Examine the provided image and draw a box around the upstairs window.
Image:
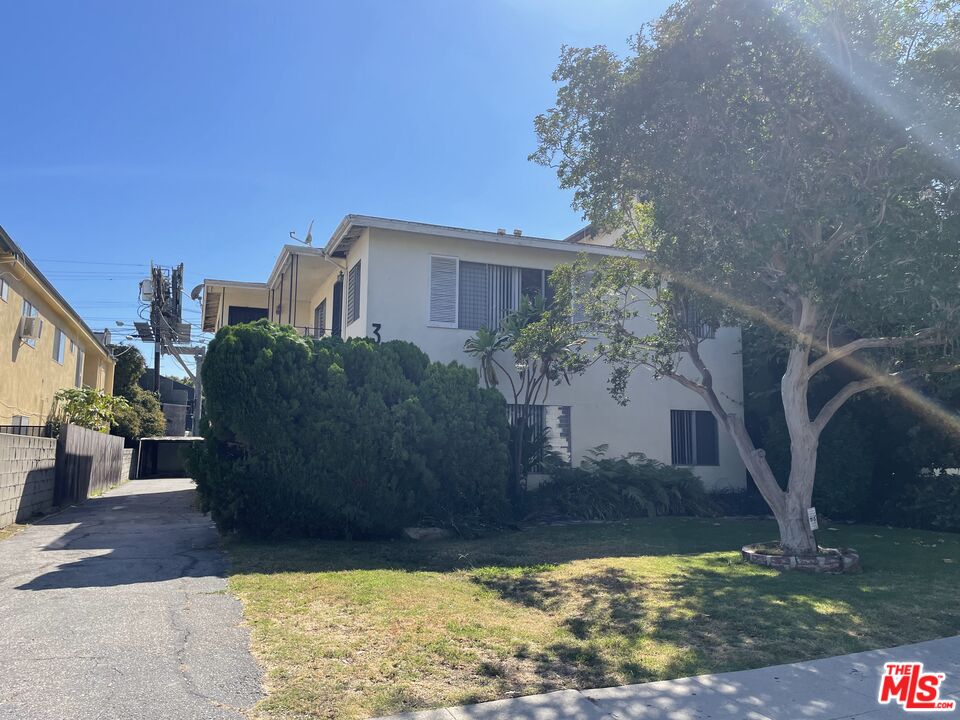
[432,256,549,331]
[53,327,66,364]
[346,260,361,326]
[21,299,39,348]
[76,349,85,387]
[670,409,719,466]
[0,277,8,302]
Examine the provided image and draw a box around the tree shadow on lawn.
[470,551,960,691]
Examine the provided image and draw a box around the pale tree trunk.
[776,297,820,555]
[679,295,822,555]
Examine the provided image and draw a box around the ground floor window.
[670,409,719,466]
[507,404,572,471]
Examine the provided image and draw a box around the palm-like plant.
[464,294,590,510]
[463,326,509,388]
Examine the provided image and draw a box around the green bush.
[108,344,166,442]
[529,447,718,521]
[188,321,510,538]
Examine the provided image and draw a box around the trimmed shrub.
[188,321,509,538]
[529,447,718,521]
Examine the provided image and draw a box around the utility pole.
[136,262,205,434]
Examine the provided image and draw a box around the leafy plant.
[464,295,588,509]
[530,446,718,521]
[53,387,130,433]
[107,344,166,441]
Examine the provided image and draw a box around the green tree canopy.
[534,0,960,553]
[108,344,166,441]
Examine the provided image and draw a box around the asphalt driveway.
[0,477,262,720]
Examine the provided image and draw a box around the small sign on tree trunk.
[807,507,819,531]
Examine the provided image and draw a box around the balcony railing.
[0,424,56,438]
[288,326,338,339]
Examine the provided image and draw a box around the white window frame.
[427,255,460,328]
[21,299,40,348]
[53,327,66,364]
[0,277,8,302]
[75,348,85,387]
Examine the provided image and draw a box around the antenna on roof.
[289,220,314,246]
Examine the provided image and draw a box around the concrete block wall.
[121,448,138,483]
[0,433,57,529]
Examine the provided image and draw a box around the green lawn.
[226,518,960,720]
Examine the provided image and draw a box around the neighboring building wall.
[0,434,57,528]
[363,227,746,490]
[217,285,269,327]
[0,261,114,426]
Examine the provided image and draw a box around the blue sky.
[0,0,669,373]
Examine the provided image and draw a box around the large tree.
[534,0,960,553]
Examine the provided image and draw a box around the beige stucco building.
[202,215,746,490]
[0,226,115,429]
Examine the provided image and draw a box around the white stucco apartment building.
[202,215,746,490]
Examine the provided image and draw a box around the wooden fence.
[54,424,125,504]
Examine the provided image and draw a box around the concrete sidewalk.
[0,478,262,720]
[379,636,960,720]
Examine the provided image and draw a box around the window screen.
[458,261,489,330]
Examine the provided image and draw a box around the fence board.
[54,424,125,504]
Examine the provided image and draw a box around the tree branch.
[807,329,939,378]
[813,368,922,433]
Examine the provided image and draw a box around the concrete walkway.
[380,636,960,720]
[0,478,262,720]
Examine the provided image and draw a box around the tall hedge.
[189,321,510,538]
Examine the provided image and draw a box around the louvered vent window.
[429,256,459,326]
[346,260,361,325]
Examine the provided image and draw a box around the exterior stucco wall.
[364,228,746,490]
[0,261,114,426]
[216,286,268,327]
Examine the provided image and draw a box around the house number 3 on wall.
[372,323,382,344]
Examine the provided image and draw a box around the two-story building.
[202,215,746,489]
[0,225,115,432]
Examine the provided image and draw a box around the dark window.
[332,278,343,338]
[346,261,361,325]
[670,409,719,466]
[314,299,326,338]
[227,306,268,326]
[682,304,716,340]
[507,404,572,471]
[520,268,546,302]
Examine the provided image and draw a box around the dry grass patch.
[227,518,960,720]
